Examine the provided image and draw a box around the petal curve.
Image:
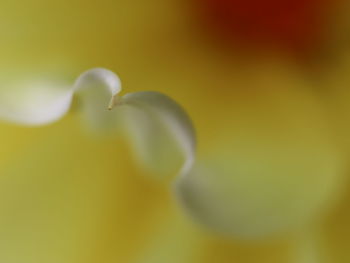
[0,68,196,178]
[119,91,196,176]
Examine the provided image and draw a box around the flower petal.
[0,80,72,125]
[176,149,344,239]
[117,91,196,177]
[0,68,196,177]
[73,68,122,133]
[0,68,121,126]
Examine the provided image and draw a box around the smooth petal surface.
[175,65,346,239]
[176,149,343,239]
[118,91,196,177]
[73,68,122,133]
[0,68,196,178]
[0,68,121,126]
[0,80,72,125]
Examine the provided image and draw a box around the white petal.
[73,67,121,96]
[0,68,196,177]
[0,80,73,125]
[175,153,343,239]
[117,91,196,177]
[0,68,121,126]
[73,68,122,132]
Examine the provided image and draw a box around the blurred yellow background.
[1,0,350,262]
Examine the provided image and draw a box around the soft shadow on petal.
[175,70,345,239]
[118,91,196,177]
[0,68,121,126]
[175,156,342,240]
[0,68,196,178]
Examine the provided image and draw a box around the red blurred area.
[198,0,338,54]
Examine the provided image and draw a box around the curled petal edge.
[119,91,196,176]
[0,68,121,126]
[0,68,196,176]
